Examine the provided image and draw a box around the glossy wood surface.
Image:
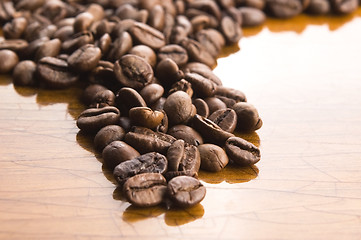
[1,9,361,240]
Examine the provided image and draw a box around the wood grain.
[1,9,361,240]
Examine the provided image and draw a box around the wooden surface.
[1,9,361,240]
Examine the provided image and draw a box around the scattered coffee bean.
[102,140,140,170]
[198,144,229,172]
[225,136,261,166]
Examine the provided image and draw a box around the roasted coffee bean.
[192,114,234,146]
[167,176,206,208]
[113,152,168,184]
[163,91,194,126]
[88,61,119,92]
[184,62,223,86]
[107,31,133,62]
[169,79,193,97]
[225,136,261,166]
[151,97,167,111]
[184,72,216,98]
[114,54,154,90]
[116,4,148,23]
[62,31,94,53]
[115,87,147,114]
[156,58,184,89]
[140,83,164,106]
[193,98,210,118]
[0,50,19,74]
[198,144,229,172]
[129,22,166,50]
[330,0,358,14]
[157,44,188,66]
[180,38,217,68]
[3,17,28,40]
[148,4,165,31]
[185,8,219,29]
[82,84,108,106]
[216,95,237,108]
[68,44,101,73]
[34,38,62,62]
[195,29,226,58]
[168,125,204,146]
[306,0,331,14]
[37,57,79,89]
[97,33,112,55]
[220,15,243,44]
[155,110,169,133]
[232,102,263,132]
[102,140,140,170]
[129,107,164,129]
[128,45,157,68]
[124,127,176,154]
[94,125,125,152]
[73,12,94,33]
[90,90,116,108]
[86,3,105,22]
[266,0,303,18]
[0,39,28,52]
[205,97,227,114]
[12,60,37,86]
[190,14,212,33]
[236,0,266,9]
[167,139,201,174]
[0,1,15,22]
[239,7,266,27]
[215,86,247,102]
[208,108,237,133]
[123,173,167,207]
[76,106,120,133]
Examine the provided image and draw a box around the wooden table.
[1,9,361,240]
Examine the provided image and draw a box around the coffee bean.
[73,12,94,33]
[0,49,19,73]
[193,98,210,118]
[195,29,225,58]
[34,38,62,62]
[220,15,243,44]
[106,31,133,62]
[0,1,15,22]
[3,17,28,40]
[0,39,28,52]
[167,176,206,208]
[129,22,166,50]
[208,108,237,133]
[12,60,37,86]
[306,0,331,14]
[37,56,79,89]
[198,144,229,172]
[76,106,120,133]
[128,45,157,68]
[232,102,263,132]
[156,58,184,89]
[180,38,217,68]
[114,54,154,90]
[113,152,168,184]
[94,125,125,152]
[158,44,188,66]
[115,87,147,114]
[215,86,247,102]
[163,91,194,126]
[68,44,101,73]
[168,125,204,146]
[82,84,108,106]
[184,72,217,98]
[62,31,94,53]
[129,107,164,129]
[239,7,266,27]
[205,97,227,114]
[330,0,358,14]
[123,173,167,207]
[90,89,116,108]
[169,79,193,97]
[139,83,164,106]
[102,140,140,170]
[225,136,261,166]
[148,4,165,31]
[266,0,303,18]
[167,139,201,174]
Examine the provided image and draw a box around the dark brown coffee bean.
[205,97,227,114]
[97,33,112,55]
[82,84,108,106]
[116,4,148,23]
[129,107,164,129]
[184,72,217,98]
[140,83,164,106]
[158,44,188,66]
[0,1,15,22]
[151,97,167,111]
[180,38,217,68]
[12,60,37,86]
[68,44,101,73]
[34,38,62,62]
[90,90,116,108]
[0,50,19,74]
[62,31,94,53]
[37,57,79,89]
[15,0,43,11]
[198,144,229,172]
[195,29,225,58]
[88,61,120,92]
[239,7,266,27]
[167,176,206,208]
[216,95,237,108]
[129,22,166,50]
[168,125,204,146]
[208,108,237,133]
[191,14,212,33]
[124,127,176,154]
[192,114,234,146]
[306,0,331,14]
[225,136,261,166]
[74,12,94,33]
[107,31,133,62]
[220,15,243,44]
[169,79,193,97]
[193,98,209,118]
[183,62,223,86]
[266,0,303,18]
[114,54,154,90]
[330,0,358,14]
[128,45,157,68]
[148,4,165,31]
[76,106,120,133]
[102,140,140,170]
[52,25,73,42]
[156,58,184,89]
[215,86,247,102]
[0,39,28,52]
[3,17,28,39]
[123,173,167,207]
[113,152,168,184]
[232,102,263,132]
[86,3,105,22]
[115,87,147,114]
[94,125,125,152]
[163,91,194,126]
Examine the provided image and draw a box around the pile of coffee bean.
[0,0,359,208]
